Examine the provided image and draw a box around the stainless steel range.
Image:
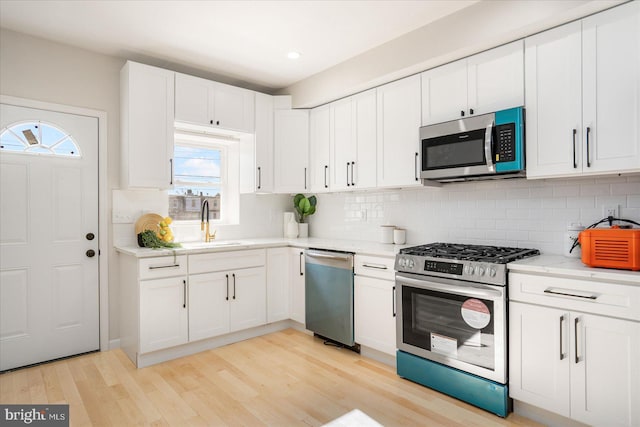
[395,243,539,417]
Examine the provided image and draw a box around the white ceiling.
[0,0,478,91]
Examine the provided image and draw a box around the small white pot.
[298,223,309,238]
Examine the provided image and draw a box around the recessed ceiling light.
[287,51,301,60]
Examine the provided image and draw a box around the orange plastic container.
[579,227,640,271]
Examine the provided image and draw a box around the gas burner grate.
[400,242,540,264]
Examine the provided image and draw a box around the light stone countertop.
[508,254,640,286]
[115,237,409,259]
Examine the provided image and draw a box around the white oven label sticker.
[461,298,491,329]
[431,333,457,356]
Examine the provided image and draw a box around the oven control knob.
[398,258,406,268]
[464,265,473,275]
[488,267,497,277]
[408,259,415,268]
[475,266,485,276]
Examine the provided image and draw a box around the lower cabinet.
[509,272,640,427]
[189,267,266,341]
[289,248,306,324]
[354,254,396,355]
[266,247,290,323]
[140,276,188,353]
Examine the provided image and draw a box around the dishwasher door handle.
[306,250,352,262]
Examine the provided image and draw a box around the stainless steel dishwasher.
[305,249,358,350]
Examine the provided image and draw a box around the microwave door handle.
[484,122,495,172]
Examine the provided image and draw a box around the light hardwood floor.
[0,329,542,426]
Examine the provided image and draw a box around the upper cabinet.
[120,61,175,190]
[377,75,422,188]
[175,73,255,133]
[274,109,310,194]
[526,2,640,179]
[421,41,524,126]
[330,89,377,192]
[254,93,275,193]
[309,104,331,192]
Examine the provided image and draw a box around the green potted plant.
[293,193,317,238]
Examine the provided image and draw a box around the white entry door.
[0,103,99,371]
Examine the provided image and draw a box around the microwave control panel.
[495,123,516,163]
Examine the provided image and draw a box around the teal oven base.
[396,350,511,418]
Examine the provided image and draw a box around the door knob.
[86,233,95,241]
[86,249,96,258]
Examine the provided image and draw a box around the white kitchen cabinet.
[254,92,274,193]
[376,75,422,188]
[188,267,266,340]
[266,247,290,323]
[526,1,640,179]
[119,254,188,359]
[509,272,640,427]
[289,248,305,324]
[174,72,255,133]
[274,109,310,194]
[120,61,175,189]
[330,89,377,191]
[188,249,266,339]
[354,254,396,355]
[421,41,524,125]
[188,272,230,341]
[309,105,331,192]
[140,276,188,353]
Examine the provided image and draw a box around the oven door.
[396,272,506,384]
[420,112,496,180]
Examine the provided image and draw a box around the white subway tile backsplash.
[308,176,640,255]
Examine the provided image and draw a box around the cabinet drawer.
[355,255,396,281]
[139,255,188,280]
[189,249,266,274]
[509,272,640,321]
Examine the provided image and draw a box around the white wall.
[307,175,640,255]
[1,28,125,342]
[0,29,290,342]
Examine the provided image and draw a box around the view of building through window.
[169,142,223,221]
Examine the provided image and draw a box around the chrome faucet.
[200,199,216,242]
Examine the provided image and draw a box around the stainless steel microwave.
[420,107,525,182]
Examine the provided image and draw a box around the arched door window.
[0,121,81,157]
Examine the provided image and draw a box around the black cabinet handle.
[572,129,577,168]
[169,158,173,185]
[415,152,419,181]
[216,120,220,126]
[559,315,565,360]
[86,249,95,258]
[351,161,355,186]
[299,251,304,276]
[232,273,236,300]
[469,108,474,115]
[574,317,580,364]
[225,274,229,301]
[304,167,307,189]
[346,162,351,186]
[257,166,262,189]
[392,285,396,317]
[210,119,213,125]
[324,165,328,188]
[86,233,95,241]
[586,127,591,167]
[183,280,187,308]
[461,110,465,117]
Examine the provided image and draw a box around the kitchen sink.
[180,241,247,249]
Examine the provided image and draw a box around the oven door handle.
[484,121,495,172]
[397,274,503,299]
